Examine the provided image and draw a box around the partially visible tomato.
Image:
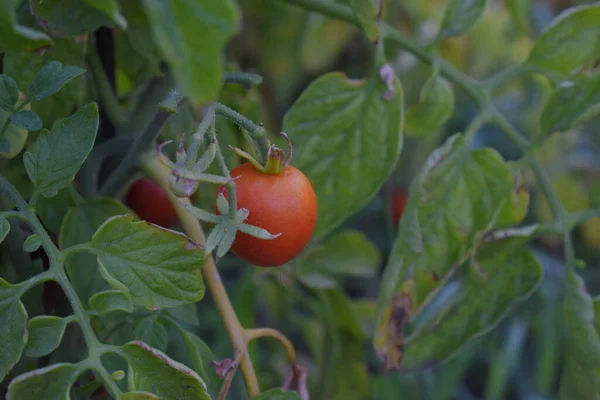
[391,189,408,225]
[216,162,318,267]
[125,178,178,228]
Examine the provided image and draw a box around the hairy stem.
[87,47,126,127]
[140,154,261,397]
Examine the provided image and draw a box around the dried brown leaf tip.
[282,362,309,400]
[378,292,411,372]
[210,358,238,379]
[379,63,396,100]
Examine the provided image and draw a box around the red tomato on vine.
[391,189,408,225]
[125,178,178,228]
[216,138,318,267]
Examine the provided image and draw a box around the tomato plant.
[1,0,600,399]
[125,178,179,228]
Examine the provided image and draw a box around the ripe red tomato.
[391,189,408,225]
[125,178,178,228]
[216,162,318,267]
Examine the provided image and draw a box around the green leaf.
[88,290,133,315]
[437,0,486,40]
[296,230,380,288]
[7,363,77,400]
[374,135,514,369]
[0,217,10,243]
[30,0,114,38]
[541,72,600,134]
[141,0,240,105]
[24,316,72,358]
[27,61,86,103]
[321,287,365,341]
[24,103,99,198]
[254,389,302,400]
[37,187,75,235]
[527,4,600,76]
[165,303,200,326]
[505,0,531,35]
[343,0,381,41]
[122,341,211,399]
[0,0,52,52]
[83,0,127,29]
[3,38,87,128]
[0,107,27,159]
[400,238,542,370]
[168,326,220,395]
[0,278,27,381]
[10,110,42,131]
[134,316,169,352]
[123,392,161,400]
[59,198,131,300]
[283,70,403,239]
[87,215,205,308]
[558,270,600,399]
[0,74,19,111]
[115,1,163,88]
[23,234,42,253]
[404,74,455,137]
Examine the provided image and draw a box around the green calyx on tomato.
[230,132,293,175]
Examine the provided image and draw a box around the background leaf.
[10,110,42,131]
[404,73,455,137]
[295,230,380,288]
[24,316,72,358]
[30,0,114,38]
[437,0,487,40]
[374,135,515,368]
[0,0,52,52]
[541,72,600,134]
[83,0,127,29]
[88,290,133,315]
[0,107,27,159]
[558,270,600,399]
[59,198,131,300]
[283,71,403,239]
[87,215,205,308]
[134,316,169,352]
[527,3,600,75]
[7,363,77,400]
[24,103,99,198]
[141,0,240,105]
[123,341,210,399]
[27,61,85,103]
[344,0,380,41]
[0,74,19,111]
[400,238,542,370]
[0,278,27,381]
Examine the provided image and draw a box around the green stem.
[213,102,270,163]
[186,108,216,170]
[100,107,179,197]
[223,72,263,87]
[80,136,133,198]
[210,124,237,219]
[87,48,126,127]
[0,174,121,398]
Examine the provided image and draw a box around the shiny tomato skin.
[391,189,408,225]
[125,178,178,228]
[217,163,318,267]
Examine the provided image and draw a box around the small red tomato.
[125,178,178,228]
[216,162,318,267]
[391,189,408,224]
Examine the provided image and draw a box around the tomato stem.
[245,328,297,362]
[141,155,261,397]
